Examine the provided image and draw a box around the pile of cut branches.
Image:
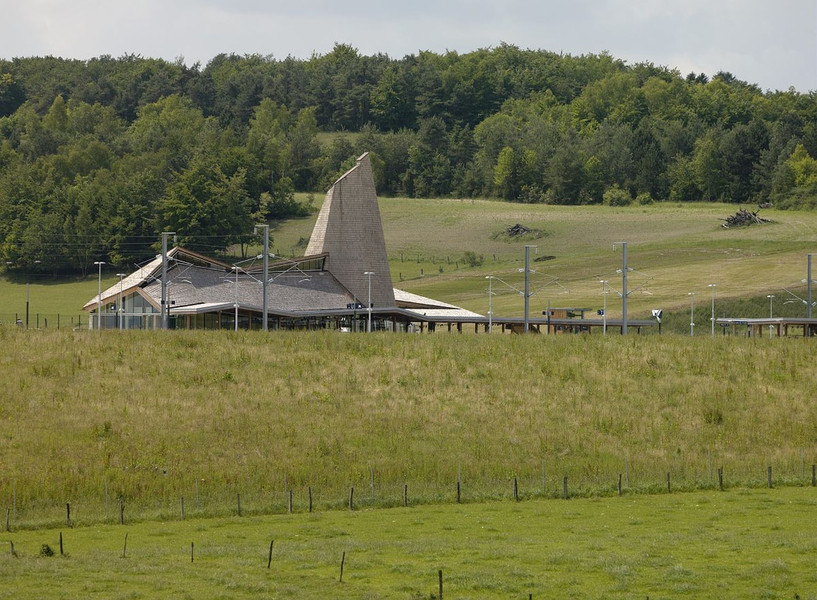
[721,207,770,228]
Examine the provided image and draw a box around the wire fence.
[0,313,87,329]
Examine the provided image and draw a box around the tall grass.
[2,327,816,527]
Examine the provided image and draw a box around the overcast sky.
[2,0,815,92]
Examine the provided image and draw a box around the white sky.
[1,0,815,92]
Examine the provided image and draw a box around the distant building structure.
[82,153,481,331]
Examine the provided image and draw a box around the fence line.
[4,460,817,530]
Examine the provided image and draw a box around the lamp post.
[255,224,269,331]
[614,242,628,335]
[600,279,608,336]
[116,273,126,330]
[94,261,105,330]
[160,232,175,330]
[232,266,240,332]
[708,284,716,337]
[688,292,695,337]
[767,294,775,339]
[523,245,536,333]
[808,254,816,321]
[485,275,494,332]
[364,271,374,333]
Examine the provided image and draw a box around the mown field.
[3,488,817,599]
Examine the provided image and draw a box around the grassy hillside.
[1,200,815,331]
[281,198,817,325]
[2,327,816,528]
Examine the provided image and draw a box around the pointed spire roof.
[305,152,395,308]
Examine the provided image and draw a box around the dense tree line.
[1,45,816,273]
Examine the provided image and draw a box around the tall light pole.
[523,245,536,333]
[117,273,126,330]
[600,279,608,336]
[614,242,628,335]
[161,232,175,330]
[364,271,374,333]
[767,294,775,339]
[485,275,494,332]
[255,224,269,331]
[94,261,105,330]
[232,266,240,332]
[688,292,695,337]
[808,254,815,321]
[708,284,716,337]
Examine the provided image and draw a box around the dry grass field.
[2,326,816,528]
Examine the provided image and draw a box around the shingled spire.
[305,152,395,308]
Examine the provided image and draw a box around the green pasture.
[2,487,817,599]
[279,198,817,322]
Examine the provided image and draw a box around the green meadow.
[2,488,817,599]
[276,197,817,326]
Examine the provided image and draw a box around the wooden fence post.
[404,484,408,507]
[267,540,274,569]
[119,498,124,525]
[812,464,816,487]
[66,503,71,527]
[767,466,773,488]
[308,486,313,513]
[563,476,568,499]
[59,531,63,556]
[513,477,519,502]
[618,474,622,496]
[718,467,723,491]
[180,496,185,521]
[667,472,671,493]
[339,551,346,582]
[349,487,354,511]
[439,569,443,600]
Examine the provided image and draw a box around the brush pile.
[721,207,770,228]
[507,223,531,236]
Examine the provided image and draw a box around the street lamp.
[767,294,775,339]
[708,284,716,337]
[364,271,374,333]
[485,275,494,332]
[688,292,695,337]
[600,280,608,335]
[232,266,240,332]
[808,254,816,321]
[254,224,269,331]
[94,261,105,330]
[116,273,127,330]
[523,245,537,333]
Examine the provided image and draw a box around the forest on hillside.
[1,44,816,273]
